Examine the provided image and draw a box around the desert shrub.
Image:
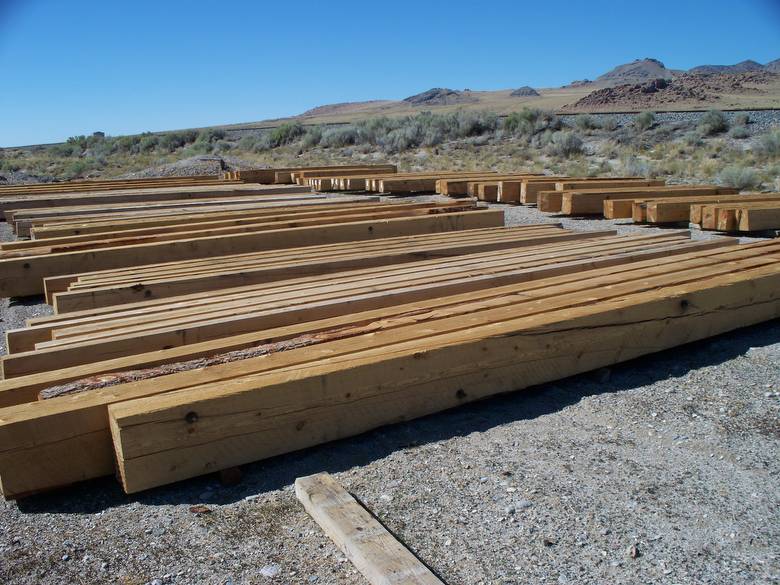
[733,113,750,126]
[453,110,498,137]
[698,110,728,136]
[158,130,197,152]
[269,122,305,147]
[546,131,583,157]
[718,165,760,190]
[600,117,619,131]
[620,155,650,177]
[49,141,81,157]
[574,114,598,131]
[138,134,159,152]
[320,126,359,148]
[253,134,275,152]
[682,131,703,147]
[301,127,323,149]
[634,111,655,131]
[754,130,780,158]
[186,141,213,155]
[236,135,258,151]
[196,129,226,143]
[729,126,750,139]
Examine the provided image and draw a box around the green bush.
[574,114,598,131]
[733,113,749,126]
[754,130,780,158]
[729,126,749,139]
[320,127,359,148]
[718,165,760,190]
[269,122,305,147]
[546,131,583,157]
[634,111,655,131]
[698,110,728,136]
[600,117,619,131]
[302,127,323,149]
[196,129,226,144]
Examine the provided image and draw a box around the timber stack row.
[0,167,779,500]
[301,167,780,233]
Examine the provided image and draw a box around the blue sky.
[1,0,779,147]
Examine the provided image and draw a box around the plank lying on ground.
[733,205,780,231]
[0,210,503,297]
[296,473,444,585]
[0,185,311,220]
[509,177,652,205]
[695,202,780,230]
[638,193,780,224]
[49,225,581,311]
[0,241,777,497]
[2,235,729,376]
[9,202,476,249]
[436,174,543,197]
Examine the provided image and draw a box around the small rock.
[516,499,533,510]
[308,577,319,583]
[543,537,557,547]
[260,564,281,577]
[61,554,70,562]
[189,504,212,515]
[628,543,640,559]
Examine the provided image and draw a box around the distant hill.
[402,88,477,106]
[593,58,677,86]
[689,59,766,74]
[510,86,540,97]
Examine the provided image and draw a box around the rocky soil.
[0,201,778,585]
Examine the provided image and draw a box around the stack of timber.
[3,232,780,497]
[0,201,501,297]
[632,194,780,226]
[0,183,315,221]
[226,164,398,185]
[690,199,780,233]
[538,183,739,215]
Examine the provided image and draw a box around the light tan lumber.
[600,188,741,219]
[107,257,780,493]
[3,236,727,375]
[3,206,483,257]
[0,185,311,220]
[0,210,503,297]
[51,226,586,312]
[735,206,780,231]
[10,202,476,249]
[640,193,780,224]
[0,240,776,496]
[562,186,736,216]
[296,473,443,585]
[26,197,381,239]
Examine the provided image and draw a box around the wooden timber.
[1,235,729,376]
[1,240,778,496]
[296,473,444,585]
[637,193,780,224]
[0,210,503,297]
[106,244,780,493]
[599,188,741,219]
[0,184,311,220]
[48,226,588,312]
[234,165,397,184]
[7,202,477,249]
[560,186,737,216]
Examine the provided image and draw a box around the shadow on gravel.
[15,319,780,514]
[8,294,46,307]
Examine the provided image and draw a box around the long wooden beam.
[0,210,503,297]
[0,241,776,497]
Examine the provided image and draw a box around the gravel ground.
[0,200,778,585]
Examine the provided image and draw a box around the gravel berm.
[1,200,778,585]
